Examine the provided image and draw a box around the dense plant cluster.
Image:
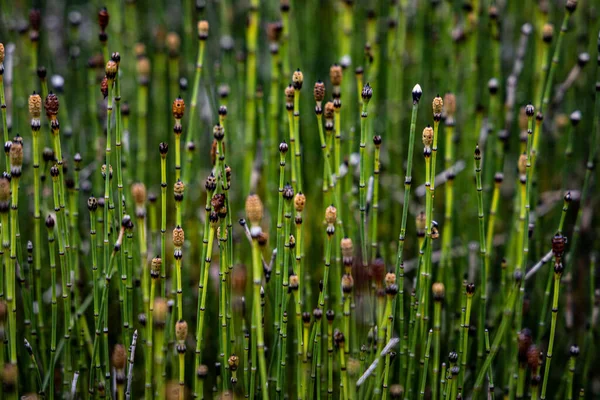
[0,0,598,399]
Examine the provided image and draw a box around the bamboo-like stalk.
[145,257,160,399]
[394,86,421,379]
[0,49,9,171]
[370,135,381,259]
[218,217,229,392]
[419,329,433,400]
[159,143,168,299]
[50,163,75,389]
[246,194,269,400]
[474,274,521,393]
[458,283,474,392]
[153,298,167,400]
[88,196,101,393]
[136,56,149,183]
[326,310,334,400]
[276,186,293,396]
[175,320,188,400]
[193,173,216,399]
[88,219,123,394]
[440,93,456,305]
[485,330,495,400]
[540,233,567,399]
[243,3,259,194]
[566,345,579,400]
[432,283,444,400]
[46,215,58,400]
[274,143,288,333]
[293,70,304,192]
[358,83,372,267]
[474,144,489,369]
[381,283,396,399]
[285,85,297,189]
[195,211,217,399]
[29,93,47,369]
[46,91,76,385]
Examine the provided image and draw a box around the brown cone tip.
[172,98,185,119]
[325,205,337,225]
[175,320,188,341]
[136,57,150,78]
[29,93,42,119]
[422,126,434,147]
[314,81,326,103]
[385,272,397,287]
[112,344,126,370]
[151,257,162,274]
[324,101,335,120]
[166,32,181,53]
[330,64,343,86]
[294,192,306,212]
[433,96,443,115]
[198,20,209,37]
[173,226,184,247]
[131,182,147,205]
[245,194,264,226]
[432,282,445,300]
[285,84,295,104]
[153,298,168,324]
[45,93,60,116]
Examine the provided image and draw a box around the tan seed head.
[324,101,335,120]
[245,194,264,226]
[131,182,147,205]
[294,192,306,212]
[175,320,188,341]
[422,126,434,147]
[444,93,456,116]
[173,226,184,247]
[153,298,168,325]
[29,93,42,119]
[112,344,126,370]
[432,96,443,115]
[330,64,343,86]
[325,205,337,226]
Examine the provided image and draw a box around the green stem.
[540,269,563,399]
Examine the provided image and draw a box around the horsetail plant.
[0,4,597,400]
[540,233,567,399]
[474,143,489,367]
[182,20,208,188]
[358,83,372,267]
[246,194,269,400]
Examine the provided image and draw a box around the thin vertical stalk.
[358,84,372,267]
[47,215,58,400]
[394,88,422,375]
[244,2,259,193]
[459,284,474,393]
[432,284,444,400]
[370,136,381,258]
[159,143,168,298]
[474,145,488,368]
[419,330,433,400]
[30,93,47,368]
[540,260,565,399]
